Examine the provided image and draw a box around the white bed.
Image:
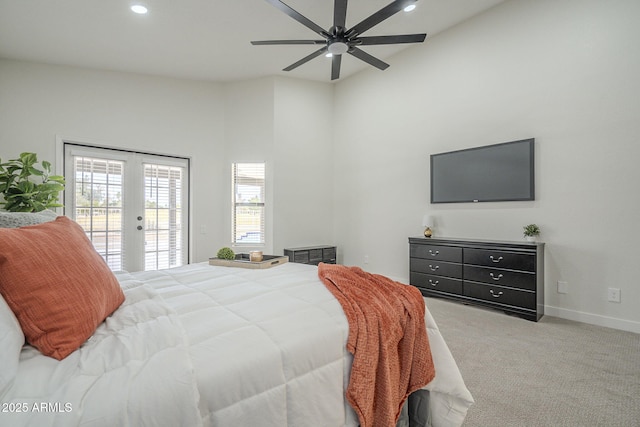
[1,260,473,427]
[0,213,472,426]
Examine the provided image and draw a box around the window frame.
[231,162,266,247]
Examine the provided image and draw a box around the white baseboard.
[545,305,640,334]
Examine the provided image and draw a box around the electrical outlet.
[364,255,369,264]
[607,288,621,303]
[557,281,568,294]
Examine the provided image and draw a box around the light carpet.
[425,297,640,427]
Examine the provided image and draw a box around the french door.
[63,144,189,272]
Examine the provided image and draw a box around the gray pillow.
[0,210,59,228]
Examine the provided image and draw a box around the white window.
[64,143,189,272]
[232,163,265,245]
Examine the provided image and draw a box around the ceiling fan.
[251,0,427,80]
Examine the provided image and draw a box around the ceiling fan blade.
[347,0,418,37]
[283,47,328,71]
[331,54,342,80]
[348,47,390,70]
[356,33,426,45]
[251,40,326,45]
[333,0,348,30]
[265,0,330,38]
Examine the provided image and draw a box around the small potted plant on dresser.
[523,224,540,242]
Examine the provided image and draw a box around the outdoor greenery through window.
[232,163,265,245]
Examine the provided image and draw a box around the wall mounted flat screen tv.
[430,138,535,203]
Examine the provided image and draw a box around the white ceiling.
[0,0,504,83]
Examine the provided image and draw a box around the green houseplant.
[0,152,66,212]
[523,224,540,241]
[216,247,236,260]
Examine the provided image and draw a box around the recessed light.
[404,4,416,12]
[131,4,148,14]
[326,53,333,58]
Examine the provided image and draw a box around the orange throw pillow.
[0,216,125,360]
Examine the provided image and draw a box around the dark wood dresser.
[409,237,544,321]
[284,245,337,265]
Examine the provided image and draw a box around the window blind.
[71,155,125,271]
[232,163,265,245]
[143,163,185,270]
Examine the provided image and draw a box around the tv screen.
[430,138,535,203]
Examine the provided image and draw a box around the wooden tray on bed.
[208,254,288,269]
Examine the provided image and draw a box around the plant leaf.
[47,175,66,183]
[28,167,44,176]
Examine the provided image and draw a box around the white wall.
[332,0,640,332]
[272,77,334,255]
[224,78,333,255]
[222,76,334,256]
[223,77,276,253]
[0,59,225,263]
[0,61,335,267]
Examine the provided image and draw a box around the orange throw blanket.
[318,263,435,427]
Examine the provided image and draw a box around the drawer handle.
[428,265,439,271]
[490,256,504,263]
[428,279,439,286]
[490,273,504,281]
[429,250,440,256]
[490,290,504,298]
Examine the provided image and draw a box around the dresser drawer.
[463,248,535,272]
[410,244,462,263]
[293,251,309,263]
[464,265,536,291]
[411,272,462,294]
[463,282,536,310]
[410,258,462,279]
[323,247,336,262]
[309,249,323,264]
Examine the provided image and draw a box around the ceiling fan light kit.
[328,41,349,55]
[251,0,427,80]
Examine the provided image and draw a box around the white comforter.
[3,262,472,426]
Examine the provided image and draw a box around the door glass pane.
[65,143,189,272]
[144,163,185,271]
[73,157,124,271]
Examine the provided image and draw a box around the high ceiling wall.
[332,0,640,332]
